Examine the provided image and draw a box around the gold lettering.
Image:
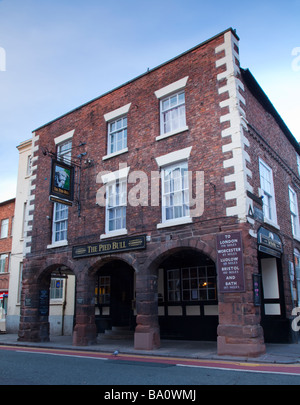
[88,245,98,254]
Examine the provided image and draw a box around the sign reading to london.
[216,231,245,293]
[72,235,147,259]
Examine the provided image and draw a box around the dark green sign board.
[72,235,147,259]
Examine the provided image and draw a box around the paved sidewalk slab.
[0,333,299,364]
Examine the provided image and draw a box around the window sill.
[102,148,128,161]
[156,126,189,141]
[263,217,280,230]
[47,240,68,249]
[157,217,192,229]
[100,229,128,240]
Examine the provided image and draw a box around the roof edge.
[33,27,237,132]
[241,67,300,155]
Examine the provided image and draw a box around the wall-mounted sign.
[39,289,49,316]
[73,235,147,259]
[257,227,282,258]
[216,231,245,293]
[50,159,74,203]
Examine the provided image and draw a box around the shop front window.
[166,266,217,302]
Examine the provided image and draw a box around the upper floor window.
[100,166,130,239]
[0,218,9,239]
[162,161,189,223]
[108,116,127,155]
[289,186,300,238]
[52,202,68,243]
[259,159,277,225]
[160,91,186,135]
[57,139,72,164]
[106,179,127,233]
[103,103,131,160]
[154,76,189,141]
[0,253,8,273]
[155,147,192,229]
[26,155,32,176]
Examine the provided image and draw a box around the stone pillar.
[18,262,50,343]
[73,271,97,346]
[134,273,160,350]
[217,230,266,357]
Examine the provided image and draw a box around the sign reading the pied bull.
[216,231,245,293]
[50,159,74,204]
[72,235,147,259]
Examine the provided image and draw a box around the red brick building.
[0,198,15,316]
[18,28,300,357]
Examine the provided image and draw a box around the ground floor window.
[167,266,217,302]
[50,278,64,300]
[95,276,111,305]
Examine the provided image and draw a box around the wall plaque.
[39,289,49,316]
[216,231,245,293]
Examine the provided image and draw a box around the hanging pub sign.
[216,231,245,293]
[49,159,74,204]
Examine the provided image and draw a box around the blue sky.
[0,0,299,202]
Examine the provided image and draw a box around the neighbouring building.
[6,140,32,333]
[7,139,75,335]
[18,28,300,357]
[0,198,15,331]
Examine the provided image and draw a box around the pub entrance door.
[95,260,135,334]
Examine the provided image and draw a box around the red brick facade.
[18,28,300,357]
[0,198,15,308]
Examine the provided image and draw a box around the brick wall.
[0,199,15,291]
[27,31,238,255]
[242,72,300,318]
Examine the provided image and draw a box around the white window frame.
[155,147,192,229]
[100,167,129,239]
[50,278,64,300]
[160,91,187,136]
[0,218,9,239]
[161,161,190,223]
[107,115,127,156]
[154,76,189,141]
[103,104,131,160]
[0,253,8,273]
[259,158,278,227]
[289,185,300,239]
[51,202,68,245]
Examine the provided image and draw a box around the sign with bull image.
[50,159,74,203]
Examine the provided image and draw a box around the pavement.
[0,332,300,364]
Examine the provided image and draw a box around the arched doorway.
[37,264,75,341]
[157,249,218,341]
[95,260,135,335]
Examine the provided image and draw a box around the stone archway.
[155,248,218,341]
[94,259,135,335]
[18,260,75,343]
